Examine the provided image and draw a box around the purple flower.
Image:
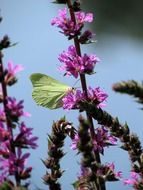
[4,61,24,85]
[87,86,108,108]
[0,140,11,157]
[62,89,84,110]
[70,134,80,150]
[0,109,6,121]
[6,97,30,122]
[14,122,38,149]
[108,135,118,145]
[93,126,117,154]
[107,162,122,179]
[51,8,93,39]
[0,109,6,128]
[1,148,30,176]
[58,45,99,78]
[0,126,10,141]
[75,12,93,23]
[78,166,91,179]
[62,87,108,110]
[124,172,140,186]
[7,61,24,75]
[71,126,117,154]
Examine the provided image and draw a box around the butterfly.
[30,73,71,109]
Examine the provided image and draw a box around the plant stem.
[66,1,106,190]
[0,52,21,186]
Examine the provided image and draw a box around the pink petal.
[23,112,31,117]
[13,64,24,74]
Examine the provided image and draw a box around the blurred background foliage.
[83,0,143,38]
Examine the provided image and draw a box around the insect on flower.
[30,73,73,109]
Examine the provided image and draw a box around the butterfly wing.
[30,73,70,109]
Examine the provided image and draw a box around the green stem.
[0,52,21,186]
[66,1,106,190]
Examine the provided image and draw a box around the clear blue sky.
[0,1,143,189]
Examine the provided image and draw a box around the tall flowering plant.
[30,1,143,190]
[0,18,38,189]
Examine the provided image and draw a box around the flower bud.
[0,35,10,50]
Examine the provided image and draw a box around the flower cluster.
[49,2,131,190]
[62,86,108,110]
[0,61,38,186]
[6,97,31,122]
[14,122,38,149]
[107,163,122,179]
[4,61,24,86]
[124,172,139,186]
[0,101,37,185]
[93,126,117,154]
[51,8,93,39]
[100,162,123,180]
[0,148,31,177]
[62,89,83,110]
[77,162,122,184]
[71,126,117,154]
[58,45,99,78]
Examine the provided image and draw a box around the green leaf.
[30,73,70,109]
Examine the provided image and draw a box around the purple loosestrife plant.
[29,1,143,190]
[0,29,38,189]
[30,1,119,190]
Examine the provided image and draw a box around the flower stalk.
[66,1,105,189]
[0,50,20,186]
[43,117,76,190]
[113,80,143,104]
[80,101,143,189]
[76,115,102,190]
[0,33,38,188]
